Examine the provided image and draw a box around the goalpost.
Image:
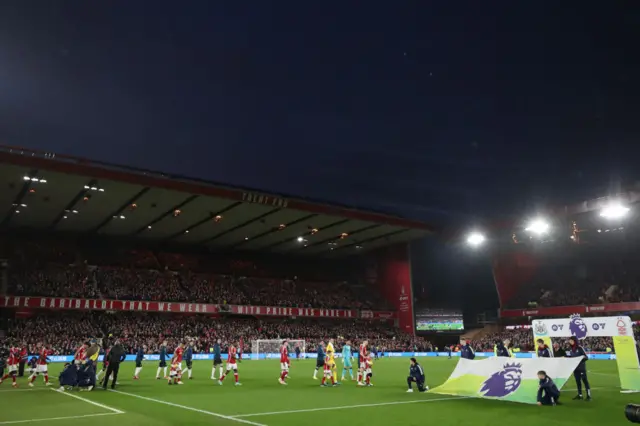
[251,339,306,360]
[532,315,640,393]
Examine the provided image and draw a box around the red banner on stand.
[1,296,362,319]
[501,302,640,318]
[361,310,396,319]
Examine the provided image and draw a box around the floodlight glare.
[600,204,630,219]
[525,219,549,235]
[466,232,485,247]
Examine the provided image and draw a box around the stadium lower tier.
[1,312,432,355]
[0,358,623,426]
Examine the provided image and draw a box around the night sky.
[1,1,638,226]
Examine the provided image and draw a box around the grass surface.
[0,358,629,426]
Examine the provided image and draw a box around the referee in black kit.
[102,338,126,390]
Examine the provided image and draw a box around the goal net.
[251,339,306,360]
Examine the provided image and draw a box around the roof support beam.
[131,195,199,236]
[49,179,98,229]
[90,187,151,233]
[163,201,242,242]
[197,208,281,246]
[262,218,350,251]
[330,228,409,254]
[292,224,381,253]
[230,213,318,249]
[1,168,38,227]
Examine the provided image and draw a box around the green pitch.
[0,358,628,426]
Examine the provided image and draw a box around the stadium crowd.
[504,246,640,309]
[475,325,640,353]
[9,266,385,310]
[3,312,432,355]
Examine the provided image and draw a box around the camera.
[625,404,640,423]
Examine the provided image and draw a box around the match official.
[406,358,427,393]
[102,339,125,390]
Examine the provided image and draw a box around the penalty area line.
[111,389,267,426]
[52,389,125,414]
[233,396,469,418]
[0,412,121,425]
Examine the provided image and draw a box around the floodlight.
[600,204,630,219]
[297,236,304,242]
[466,232,485,247]
[525,219,549,235]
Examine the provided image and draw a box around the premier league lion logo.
[479,362,523,397]
[569,314,588,340]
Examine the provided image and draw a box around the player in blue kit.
[341,340,354,381]
[313,341,325,380]
[156,340,168,379]
[211,339,223,380]
[133,344,146,379]
[185,341,194,379]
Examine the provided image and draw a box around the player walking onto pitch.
[168,342,184,385]
[28,343,52,387]
[326,338,338,384]
[341,340,355,381]
[357,340,368,385]
[357,354,373,387]
[321,351,337,387]
[133,344,146,379]
[313,341,325,380]
[279,339,289,385]
[219,343,241,386]
[185,341,194,379]
[0,346,20,387]
[156,340,168,379]
[211,339,223,380]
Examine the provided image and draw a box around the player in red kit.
[0,347,20,387]
[29,343,52,386]
[357,340,368,385]
[74,342,88,365]
[168,342,184,385]
[219,344,241,386]
[279,340,289,385]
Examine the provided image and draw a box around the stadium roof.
[0,145,433,257]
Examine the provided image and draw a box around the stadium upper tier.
[8,266,389,310]
[0,145,431,257]
[494,236,640,317]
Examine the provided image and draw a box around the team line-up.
[0,338,428,393]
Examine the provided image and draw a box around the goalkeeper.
[341,340,354,381]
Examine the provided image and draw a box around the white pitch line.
[0,388,50,393]
[233,396,468,418]
[0,412,121,425]
[111,389,267,426]
[52,389,124,414]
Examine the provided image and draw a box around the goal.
[251,339,306,360]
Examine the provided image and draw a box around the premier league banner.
[430,357,583,404]
[532,315,640,392]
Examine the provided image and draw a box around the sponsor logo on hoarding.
[533,322,548,336]
[617,318,628,335]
